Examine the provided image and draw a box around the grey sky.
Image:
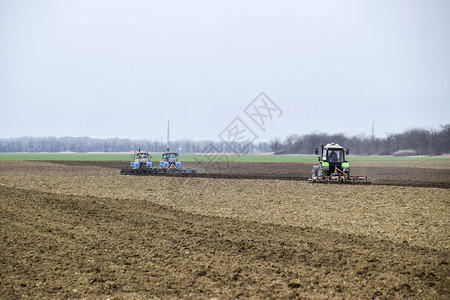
[1,0,449,142]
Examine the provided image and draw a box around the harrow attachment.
[120,166,196,176]
[309,168,371,184]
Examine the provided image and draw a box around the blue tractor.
[160,151,182,169]
[121,149,196,175]
[121,150,153,175]
[159,149,196,173]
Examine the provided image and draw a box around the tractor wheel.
[319,166,328,176]
[312,166,319,177]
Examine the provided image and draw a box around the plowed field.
[53,160,450,188]
[0,160,449,299]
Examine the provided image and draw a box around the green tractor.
[310,143,369,184]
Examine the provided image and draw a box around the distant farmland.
[0,153,448,162]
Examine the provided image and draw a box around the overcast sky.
[1,0,449,142]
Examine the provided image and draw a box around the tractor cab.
[136,152,149,160]
[160,151,182,168]
[131,150,152,169]
[322,148,344,163]
[314,143,350,175]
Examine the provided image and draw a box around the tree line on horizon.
[0,136,271,154]
[0,125,448,156]
[270,124,450,156]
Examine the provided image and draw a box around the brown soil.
[52,160,450,188]
[0,161,449,299]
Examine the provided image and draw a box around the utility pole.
[167,121,170,151]
[371,121,375,139]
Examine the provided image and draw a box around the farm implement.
[309,143,371,184]
[120,149,196,175]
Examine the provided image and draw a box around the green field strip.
[0,153,132,161]
[0,153,449,162]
